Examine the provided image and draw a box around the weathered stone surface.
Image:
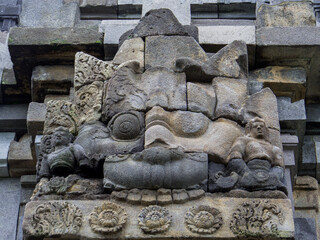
[31,65,74,102]
[141,189,157,205]
[249,66,306,102]
[242,87,280,131]
[113,38,144,70]
[145,107,243,162]
[0,32,13,70]
[256,1,316,28]
[131,8,188,38]
[294,218,318,240]
[74,51,113,91]
[0,104,28,133]
[301,136,317,177]
[157,188,172,205]
[142,1,191,25]
[278,97,306,122]
[23,197,295,239]
[0,132,15,177]
[20,0,78,28]
[145,35,208,70]
[187,82,216,119]
[44,100,79,135]
[213,77,247,122]
[294,176,319,211]
[44,94,71,104]
[210,40,248,79]
[8,134,35,177]
[142,67,187,111]
[172,189,189,203]
[27,102,46,136]
[0,178,20,240]
[74,81,104,125]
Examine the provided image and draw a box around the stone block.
[187,82,216,119]
[0,32,13,70]
[301,136,317,177]
[278,97,306,122]
[145,35,208,70]
[22,197,295,239]
[250,66,306,102]
[306,104,320,135]
[0,104,28,133]
[256,1,316,28]
[8,134,36,177]
[20,0,78,28]
[21,175,37,188]
[44,95,71,104]
[0,132,16,177]
[79,0,117,19]
[31,65,74,102]
[27,102,46,136]
[293,176,318,211]
[141,0,191,25]
[0,178,20,240]
[294,218,317,240]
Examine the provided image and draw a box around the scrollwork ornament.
[31,202,83,236]
[38,177,68,196]
[89,202,127,234]
[185,205,223,234]
[230,200,285,237]
[138,205,171,234]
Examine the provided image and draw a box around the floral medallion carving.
[89,202,127,234]
[185,205,223,234]
[138,205,172,234]
[230,200,285,237]
[31,202,83,236]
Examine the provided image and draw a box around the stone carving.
[74,81,104,125]
[31,202,83,236]
[38,126,96,179]
[210,117,287,194]
[36,135,54,181]
[74,51,114,90]
[89,202,127,234]
[230,200,285,237]
[44,100,79,135]
[138,205,171,234]
[37,177,68,196]
[185,205,223,234]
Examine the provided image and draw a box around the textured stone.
[294,218,317,240]
[0,104,28,133]
[141,190,157,205]
[0,32,13,70]
[8,134,35,177]
[145,107,243,163]
[23,197,294,239]
[249,66,306,102]
[127,188,141,204]
[256,1,316,28]
[145,35,208,70]
[20,0,78,28]
[0,132,15,177]
[187,82,216,119]
[131,8,188,38]
[27,102,46,136]
[157,188,172,205]
[44,94,71,104]
[142,1,191,25]
[0,178,20,240]
[172,189,189,203]
[31,65,74,102]
[301,136,317,177]
[113,38,144,70]
[100,20,139,44]
[213,77,247,122]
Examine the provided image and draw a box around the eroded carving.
[210,117,287,194]
[138,205,171,234]
[31,202,83,236]
[230,200,285,237]
[37,177,68,196]
[185,205,223,234]
[89,202,127,234]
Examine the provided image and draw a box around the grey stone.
[172,189,189,203]
[145,35,208,70]
[256,1,316,28]
[278,97,306,122]
[131,8,188,38]
[31,65,74,102]
[0,104,28,133]
[0,132,15,177]
[294,218,317,240]
[1,68,16,85]
[27,102,46,136]
[17,205,25,240]
[187,82,216,119]
[0,178,20,240]
[20,0,78,28]
[301,136,316,177]
[306,104,320,135]
[0,33,13,70]
[183,25,199,42]
[157,188,172,205]
[315,141,320,182]
[213,77,247,122]
[79,0,117,20]
[127,188,141,204]
[21,175,37,188]
[141,1,191,25]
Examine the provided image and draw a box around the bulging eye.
[108,111,144,141]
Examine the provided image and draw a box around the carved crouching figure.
[210,117,287,194]
[38,127,95,178]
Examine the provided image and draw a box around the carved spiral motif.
[89,202,127,234]
[185,205,223,234]
[138,205,171,234]
[31,202,83,236]
[109,111,143,141]
[230,200,285,237]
